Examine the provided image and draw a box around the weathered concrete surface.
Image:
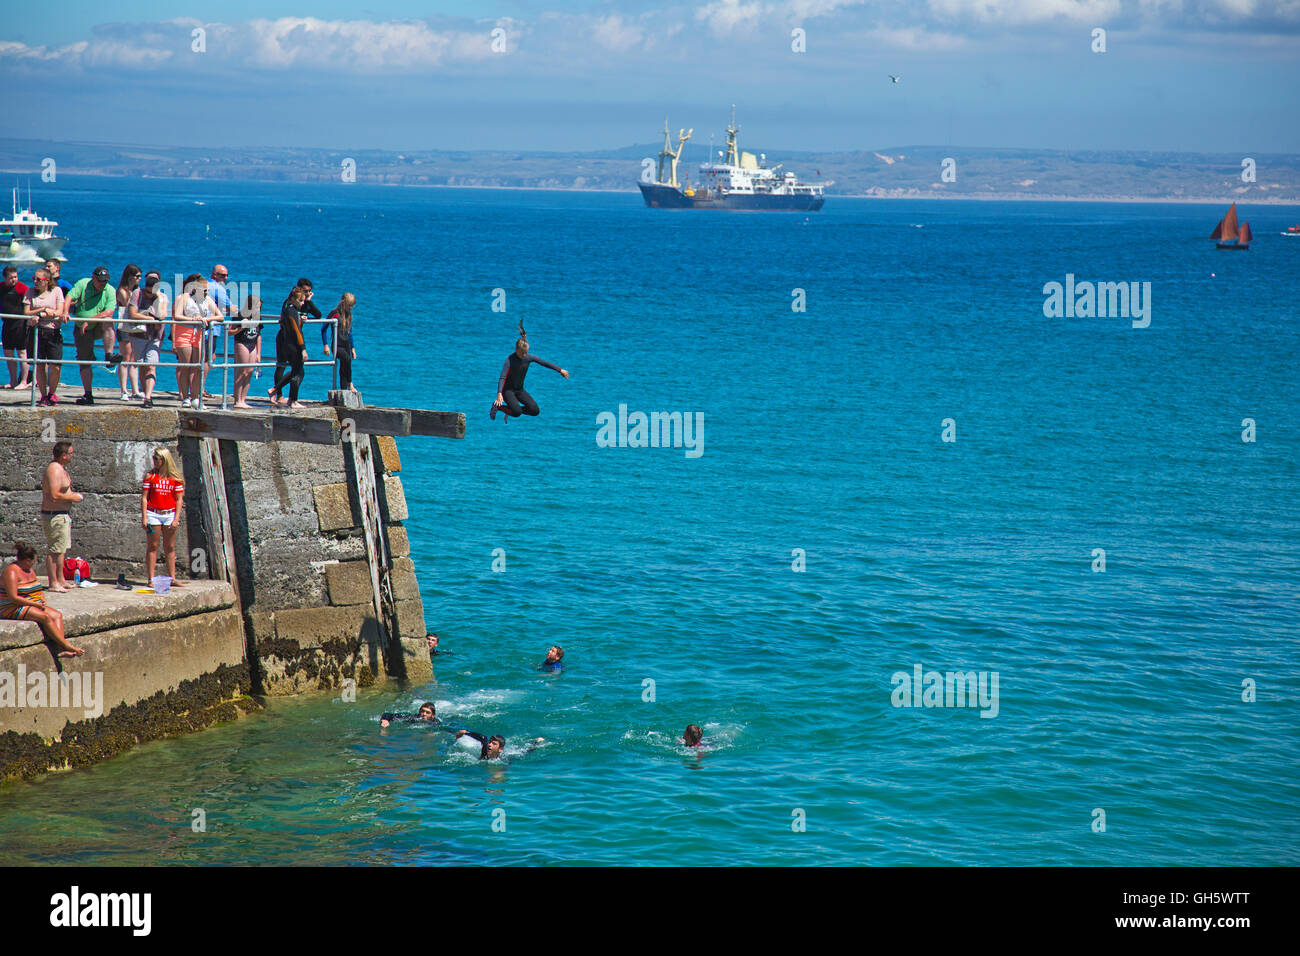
[1,604,245,740]
[382,476,408,521]
[325,560,373,607]
[251,605,385,695]
[0,580,235,647]
[375,435,401,474]
[0,578,250,780]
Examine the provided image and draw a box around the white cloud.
[926,0,1123,25]
[591,15,646,51]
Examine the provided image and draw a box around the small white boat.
[0,186,68,261]
[1282,225,1300,238]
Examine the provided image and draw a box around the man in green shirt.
[62,266,119,405]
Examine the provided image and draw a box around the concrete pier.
[0,395,462,781]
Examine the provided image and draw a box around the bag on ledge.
[63,556,91,581]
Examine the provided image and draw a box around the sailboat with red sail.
[1210,202,1253,250]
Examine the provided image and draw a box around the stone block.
[393,599,426,640]
[400,638,432,684]
[313,482,356,532]
[384,524,409,558]
[390,557,420,602]
[382,475,407,521]
[375,435,401,474]
[273,603,373,649]
[325,560,374,607]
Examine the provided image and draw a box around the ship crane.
[655,119,693,188]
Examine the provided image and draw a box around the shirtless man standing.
[41,441,83,592]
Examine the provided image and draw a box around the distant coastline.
[3,167,1296,206]
[3,135,1299,205]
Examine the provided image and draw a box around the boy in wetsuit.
[380,701,438,728]
[455,731,546,761]
[540,645,564,672]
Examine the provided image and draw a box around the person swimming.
[490,321,569,421]
[683,724,704,748]
[540,645,564,672]
[379,701,439,728]
[455,730,546,761]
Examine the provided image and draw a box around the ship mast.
[723,104,739,167]
[656,117,693,187]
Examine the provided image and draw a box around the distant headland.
[2,137,1298,204]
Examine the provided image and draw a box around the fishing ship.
[638,108,830,211]
[0,186,68,261]
[1209,202,1252,251]
[1282,225,1300,238]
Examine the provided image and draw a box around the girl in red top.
[141,448,185,587]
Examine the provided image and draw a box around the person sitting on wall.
[0,541,83,657]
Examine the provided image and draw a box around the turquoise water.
[1,179,1298,865]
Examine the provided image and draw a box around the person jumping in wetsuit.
[380,701,439,728]
[490,321,568,421]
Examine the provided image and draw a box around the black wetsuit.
[497,353,561,417]
[381,712,442,726]
[274,295,319,392]
[272,302,306,402]
[460,731,495,760]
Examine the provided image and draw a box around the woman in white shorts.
[128,272,169,408]
[141,447,185,586]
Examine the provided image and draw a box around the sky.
[2,1,1298,154]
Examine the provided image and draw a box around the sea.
[0,177,1297,866]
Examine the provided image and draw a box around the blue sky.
[3,1,1298,153]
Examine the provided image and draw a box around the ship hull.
[639,183,823,211]
[1,234,68,261]
[1216,242,1249,251]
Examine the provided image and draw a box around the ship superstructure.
[638,107,830,211]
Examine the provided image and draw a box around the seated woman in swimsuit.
[0,541,83,657]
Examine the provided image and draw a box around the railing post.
[221,319,230,411]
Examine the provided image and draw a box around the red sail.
[1211,202,1240,241]
[1239,221,1253,245]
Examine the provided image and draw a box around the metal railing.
[1,308,340,410]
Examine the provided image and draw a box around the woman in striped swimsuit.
[0,541,83,657]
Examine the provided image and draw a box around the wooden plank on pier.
[334,407,411,437]
[408,409,466,439]
[179,410,272,442]
[196,437,238,592]
[269,415,340,445]
[347,429,400,677]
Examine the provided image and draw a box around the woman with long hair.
[141,448,186,587]
[115,264,142,401]
[173,273,215,408]
[323,292,357,393]
[232,294,262,409]
[491,321,569,421]
[127,271,169,408]
[269,286,308,408]
[0,541,83,656]
[24,269,65,406]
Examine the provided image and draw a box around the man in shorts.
[62,265,118,405]
[41,441,83,592]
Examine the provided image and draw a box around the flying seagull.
[889,74,901,84]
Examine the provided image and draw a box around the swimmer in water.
[380,701,439,728]
[455,730,546,761]
[683,724,704,748]
[427,632,443,655]
[490,321,569,421]
[540,645,564,672]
